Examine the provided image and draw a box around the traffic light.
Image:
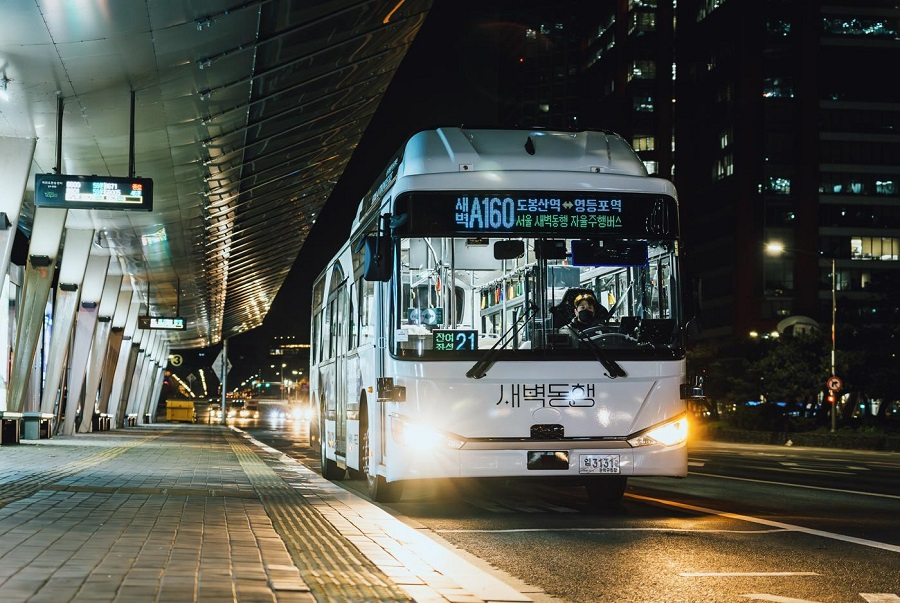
[826,394,835,404]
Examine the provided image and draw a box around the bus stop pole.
[220,338,228,426]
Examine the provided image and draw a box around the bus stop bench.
[1,411,23,444]
[22,412,55,440]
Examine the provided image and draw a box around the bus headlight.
[391,416,464,451]
[627,416,688,448]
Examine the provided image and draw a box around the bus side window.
[358,278,375,345]
[348,282,356,350]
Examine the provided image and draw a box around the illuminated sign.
[139,316,186,330]
[35,174,153,211]
[432,329,478,351]
[395,191,677,237]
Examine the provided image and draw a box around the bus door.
[329,280,350,460]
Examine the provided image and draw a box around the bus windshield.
[393,235,682,361]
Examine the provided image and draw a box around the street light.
[765,241,838,432]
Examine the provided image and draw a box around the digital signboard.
[35,174,153,211]
[394,191,677,238]
[432,329,478,352]
[138,316,185,331]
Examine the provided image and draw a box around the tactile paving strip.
[225,429,414,602]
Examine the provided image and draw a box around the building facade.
[675,0,900,339]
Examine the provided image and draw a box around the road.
[240,415,900,603]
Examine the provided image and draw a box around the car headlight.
[627,415,688,448]
[390,415,464,451]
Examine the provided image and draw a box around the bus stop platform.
[0,424,537,603]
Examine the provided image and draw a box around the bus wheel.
[585,477,627,507]
[361,425,403,503]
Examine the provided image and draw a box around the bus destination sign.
[35,173,154,211]
[396,191,677,238]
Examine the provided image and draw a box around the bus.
[309,127,694,506]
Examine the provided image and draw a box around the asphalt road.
[241,416,900,603]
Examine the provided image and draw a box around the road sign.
[212,349,232,377]
[826,376,842,392]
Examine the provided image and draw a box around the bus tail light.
[627,416,688,448]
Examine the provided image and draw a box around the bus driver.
[562,291,608,341]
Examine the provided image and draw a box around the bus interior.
[392,236,683,361]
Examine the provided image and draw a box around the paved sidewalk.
[0,424,537,603]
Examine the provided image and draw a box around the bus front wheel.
[585,476,627,507]
[361,425,403,503]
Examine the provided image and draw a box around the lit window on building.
[697,0,728,22]
[713,154,733,181]
[719,128,732,149]
[643,160,659,174]
[766,177,791,195]
[630,11,656,34]
[629,60,656,81]
[822,17,899,39]
[766,20,792,37]
[763,78,795,98]
[632,136,655,151]
[851,237,900,261]
[634,96,654,112]
[876,180,896,195]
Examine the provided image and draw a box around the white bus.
[309,127,694,505]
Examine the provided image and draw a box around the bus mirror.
[684,317,702,339]
[363,235,392,281]
[535,239,567,260]
[494,240,525,260]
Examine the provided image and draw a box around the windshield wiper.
[574,329,628,379]
[466,304,537,379]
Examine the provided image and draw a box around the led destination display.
[395,191,677,238]
[35,174,154,211]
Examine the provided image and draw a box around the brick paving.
[0,425,534,603]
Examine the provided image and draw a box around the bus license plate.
[579,454,620,474]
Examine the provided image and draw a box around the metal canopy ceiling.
[0,0,431,348]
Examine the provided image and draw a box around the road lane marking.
[627,492,900,553]
[436,527,787,534]
[688,471,900,500]
[741,596,824,603]
[681,572,818,577]
[764,466,855,476]
[743,596,900,603]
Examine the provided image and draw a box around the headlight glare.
[391,415,464,450]
[628,416,688,448]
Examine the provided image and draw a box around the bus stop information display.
[395,191,677,238]
[138,316,185,330]
[35,174,153,211]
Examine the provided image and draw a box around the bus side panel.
[346,342,379,473]
[345,352,362,471]
[319,360,338,462]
